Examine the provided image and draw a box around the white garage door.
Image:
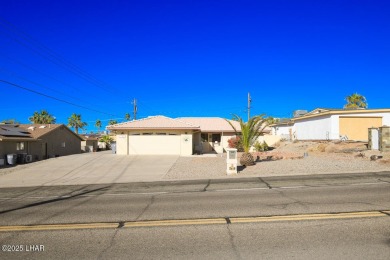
[128,135,181,155]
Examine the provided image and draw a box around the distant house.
[79,134,107,152]
[0,124,82,164]
[80,134,99,152]
[107,116,276,156]
[270,108,390,141]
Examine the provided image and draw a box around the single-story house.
[0,124,82,164]
[107,116,277,156]
[80,134,101,152]
[107,116,236,156]
[0,124,37,165]
[270,108,390,141]
[270,121,294,141]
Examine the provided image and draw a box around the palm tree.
[124,113,131,121]
[95,119,102,133]
[265,116,279,125]
[226,114,267,166]
[29,110,56,124]
[108,119,118,125]
[99,135,113,149]
[344,93,368,109]
[0,119,20,124]
[67,113,87,134]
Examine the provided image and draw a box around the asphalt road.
[0,172,389,259]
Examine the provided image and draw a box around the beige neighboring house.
[0,124,82,164]
[270,108,390,141]
[107,116,243,156]
[80,134,100,152]
[20,124,83,159]
[0,124,37,165]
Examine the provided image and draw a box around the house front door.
[41,143,47,159]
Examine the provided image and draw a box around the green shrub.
[254,141,269,152]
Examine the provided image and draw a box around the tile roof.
[107,116,200,130]
[178,117,241,132]
[106,115,272,133]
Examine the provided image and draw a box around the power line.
[0,16,126,95]
[0,67,88,104]
[0,79,117,116]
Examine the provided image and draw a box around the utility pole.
[247,92,251,121]
[133,98,137,120]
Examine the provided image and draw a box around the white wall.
[180,133,193,156]
[294,115,333,140]
[295,112,390,140]
[116,134,128,155]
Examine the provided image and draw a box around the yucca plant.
[226,114,267,166]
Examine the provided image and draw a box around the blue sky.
[0,0,389,133]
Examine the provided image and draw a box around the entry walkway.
[0,151,178,187]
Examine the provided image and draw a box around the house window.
[16,142,25,151]
[212,134,221,143]
[142,133,153,135]
[168,133,178,135]
[61,142,66,148]
[201,133,208,142]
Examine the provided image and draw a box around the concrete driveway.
[0,151,179,187]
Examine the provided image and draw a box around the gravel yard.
[164,141,390,180]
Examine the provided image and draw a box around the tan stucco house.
[107,116,243,156]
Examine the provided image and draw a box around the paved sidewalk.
[0,151,178,188]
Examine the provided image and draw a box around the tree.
[108,120,118,125]
[344,93,368,109]
[95,119,102,133]
[1,119,20,124]
[99,135,113,149]
[226,114,267,166]
[67,113,87,134]
[29,110,56,124]
[124,113,131,121]
[265,116,280,125]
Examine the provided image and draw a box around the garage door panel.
[339,117,382,141]
[128,135,181,155]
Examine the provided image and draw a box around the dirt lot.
[164,141,390,180]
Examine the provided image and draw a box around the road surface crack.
[258,177,272,189]
[203,180,211,191]
[226,225,242,260]
[135,195,155,221]
[98,228,120,259]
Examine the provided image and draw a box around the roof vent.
[27,126,36,131]
[39,125,47,128]
[293,110,308,118]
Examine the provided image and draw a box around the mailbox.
[225,148,237,175]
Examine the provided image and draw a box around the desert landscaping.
[164,140,390,180]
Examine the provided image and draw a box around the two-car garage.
[108,116,198,156]
[128,134,181,155]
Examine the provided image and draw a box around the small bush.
[228,136,244,152]
[254,141,269,152]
